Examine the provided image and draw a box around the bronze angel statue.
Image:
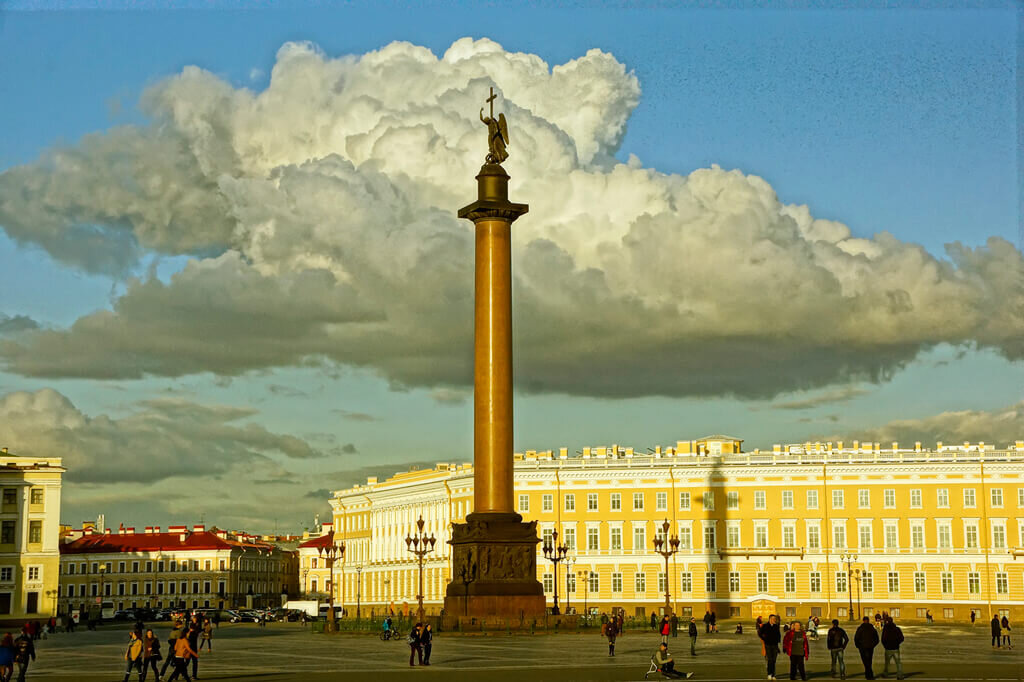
[480,87,510,164]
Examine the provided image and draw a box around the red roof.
[297,531,335,549]
[60,530,274,554]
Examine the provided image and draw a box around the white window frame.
[781,490,794,510]
[678,491,690,511]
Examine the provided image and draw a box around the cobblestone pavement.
[17,621,1023,681]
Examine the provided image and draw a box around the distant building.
[0,449,64,624]
[58,524,299,616]
[325,437,1024,621]
[297,525,335,602]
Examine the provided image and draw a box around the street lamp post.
[355,566,363,622]
[404,515,437,624]
[579,569,590,624]
[840,552,857,622]
[302,568,309,597]
[542,530,568,615]
[854,568,862,621]
[653,519,681,616]
[564,555,575,614]
[318,540,345,633]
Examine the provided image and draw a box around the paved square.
[16,621,1023,681]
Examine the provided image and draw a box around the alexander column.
[444,88,545,620]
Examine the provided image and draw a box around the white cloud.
[0,37,1021,398]
[822,401,1024,448]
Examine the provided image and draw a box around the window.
[703,524,716,550]
[996,572,1008,594]
[66,584,74,597]
[727,491,739,510]
[567,572,576,593]
[29,488,43,505]
[563,527,576,551]
[754,491,766,510]
[542,494,553,512]
[679,492,690,510]
[702,492,715,511]
[564,494,575,512]
[542,573,553,593]
[727,525,740,548]
[809,571,821,593]
[729,571,740,592]
[587,493,598,511]
[992,521,1006,549]
[832,490,844,509]
[0,522,13,545]
[610,528,622,550]
[833,523,846,549]
[145,561,152,572]
[656,491,667,511]
[884,522,898,549]
[858,489,870,508]
[1,489,14,506]
[861,571,873,593]
[883,489,896,508]
[937,489,949,508]
[991,488,1003,507]
[587,527,599,551]
[678,526,692,549]
[807,524,820,549]
[940,572,953,594]
[633,493,644,511]
[968,572,980,594]
[938,522,952,548]
[965,523,979,549]
[28,521,41,544]
[118,583,125,596]
[781,491,794,510]
[679,572,692,593]
[542,528,554,547]
[632,525,646,551]
[806,490,818,509]
[859,523,872,549]
[589,572,599,593]
[887,571,899,592]
[133,561,140,573]
[963,489,976,508]
[26,566,39,581]
[612,572,623,593]
[518,495,529,513]
[836,571,847,593]
[783,524,796,548]
[25,592,38,614]
[67,564,75,575]
[630,569,647,593]
[914,572,926,593]
[910,489,922,508]
[911,522,924,549]
[1019,488,1024,508]
[658,572,667,593]
[705,571,716,593]
[754,524,768,548]
[784,571,796,593]
[610,493,621,511]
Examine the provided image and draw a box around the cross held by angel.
[480,86,509,164]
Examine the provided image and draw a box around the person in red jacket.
[783,620,810,681]
[661,615,672,645]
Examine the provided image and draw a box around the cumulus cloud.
[0,314,39,334]
[0,388,324,484]
[827,402,1024,448]
[0,38,1021,398]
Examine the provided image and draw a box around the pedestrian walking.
[661,615,672,645]
[925,610,932,625]
[212,612,220,630]
[159,619,184,679]
[605,618,619,656]
[186,620,201,680]
[760,614,782,680]
[710,610,718,634]
[688,616,699,656]
[0,633,15,682]
[199,619,213,652]
[991,614,1002,648]
[140,629,161,682]
[671,613,679,638]
[12,631,34,682]
[880,617,904,680]
[703,611,711,634]
[782,620,810,681]
[651,612,659,631]
[421,623,433,665]
[407,623,424,666]
[854,616,879,680]
[1001,616,1012,649]
[827,619,849,680]
[123,630,144,682]
[167,631,199,682]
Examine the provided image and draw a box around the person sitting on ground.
[653,642,694,679]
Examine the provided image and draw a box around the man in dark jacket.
[703,610,712,633]
[880,618,905,679]
[759,614,782,680]
[186,620,202,679]
[854,616,880,680]
[13,631,35,682]
[688,617,699,656]
[671,613,679,638]
[651,612,659,631]
[160,619,185,678]
[827,619,849,679]
[991,614,1002,648]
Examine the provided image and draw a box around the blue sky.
[0,1,1019,530]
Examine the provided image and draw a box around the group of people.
[0,627,35,682]
[405,622,433,667]
[123,612,212,682]
[991,614,1013,649]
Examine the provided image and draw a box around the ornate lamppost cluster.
[653,519,680,616]
[542,530,569,615]
[840,552,858,622]
[318,540,345,632]
[405,515,437,624]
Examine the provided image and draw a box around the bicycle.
[379,628,402,641]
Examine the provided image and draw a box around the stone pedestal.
[444,512,545,619]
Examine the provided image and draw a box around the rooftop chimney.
[193,524,205,533]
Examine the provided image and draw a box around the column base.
[444,512,546,619]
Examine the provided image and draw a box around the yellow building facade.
[328,437,1024,622]
[0,450,64,624]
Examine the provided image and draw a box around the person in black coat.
[421,623,433,665]
[759,614,782,680]
[991,615,1002,648]
[827,619,850,679]
[853,616,880,680]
